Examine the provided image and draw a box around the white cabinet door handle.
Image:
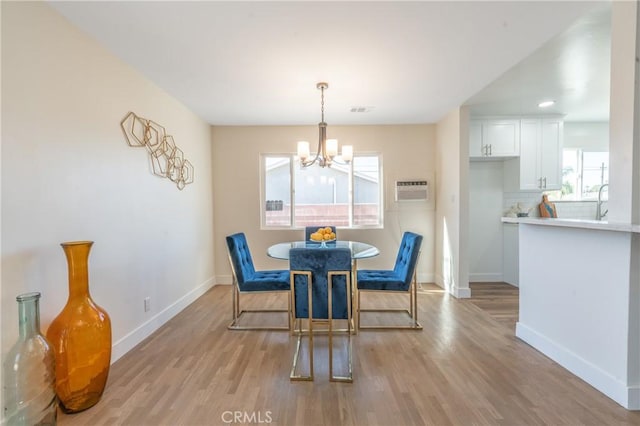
[543,177,547,188]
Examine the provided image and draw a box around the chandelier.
[297,82,353,168]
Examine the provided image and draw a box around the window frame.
[260,152,384,230]
[579,150,609,200]
[546,148,609,202]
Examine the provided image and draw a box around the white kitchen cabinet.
[540,119,563,188]
[484,120,520,156]
[519,118,563,190]
[520,120,541,190]
[469,119,520,159]
[469,120,483,157]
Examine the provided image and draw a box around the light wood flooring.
[58,283,640,425]
[467,282,519,330]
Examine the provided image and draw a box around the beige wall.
[1,1,215,395]
[212,124,436,283]
[435,107,470,298]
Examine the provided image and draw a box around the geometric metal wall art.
[120,111,194,190]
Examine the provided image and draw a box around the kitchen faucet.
[596,184,608,220]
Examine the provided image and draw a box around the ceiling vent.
[350,106,374,113]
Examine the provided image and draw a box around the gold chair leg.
[288,292,292,332]
[290,271,314,381]
[227,254,290,331]
[291,269,354,382]
[352,259,359,335]
[231,279,239,323]
[357,282,361,332]
[290,278,296,336]
[412,275,419,325]
[290,317,313,381]
[227,284,291,330]
[328,270,353,382]
[357,271,422,330]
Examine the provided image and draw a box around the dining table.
[267,240,379,333]
[267,240,379,260]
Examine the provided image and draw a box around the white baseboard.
[111,277,216,363]
[629,387,640,410]
[516,321,639,410]
[432,273,470,298]
[468,272,503,282]
[452,287,471,298]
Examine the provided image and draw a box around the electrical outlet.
[144,297,151,312]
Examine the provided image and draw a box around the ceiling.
[466,2,611,122]
[49,1,608,126]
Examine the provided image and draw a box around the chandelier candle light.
[297,82,353,168]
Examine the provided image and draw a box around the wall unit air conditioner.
[395,180,428,201]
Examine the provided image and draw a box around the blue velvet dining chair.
[226,232,291,330]
[304,226,337,241]
[289,247,353,382]
[357,231,423,330]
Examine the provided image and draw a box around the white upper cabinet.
[483,120,520,156]
[520,120,542,190]
[469,119,520,158]
[540,119,563,189]
[519,118,563,190]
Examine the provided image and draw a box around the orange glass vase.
[46,241,111,413]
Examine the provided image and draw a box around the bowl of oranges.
[309,227,336,246]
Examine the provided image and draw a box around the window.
[263,156,292,227]
[581,151,609,199]
[261,153,383,229]
[547,149,608,201]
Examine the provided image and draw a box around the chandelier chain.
[320,86,325,123]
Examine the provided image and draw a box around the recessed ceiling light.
[538,100,555,108]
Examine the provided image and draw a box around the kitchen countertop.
[501,216,640,233]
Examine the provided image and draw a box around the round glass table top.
[267,240,380,260]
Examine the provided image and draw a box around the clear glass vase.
[46,241,111,413]
[3,292,57,425]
